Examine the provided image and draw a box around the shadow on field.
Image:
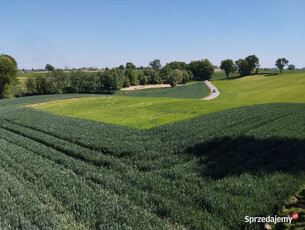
[212,74,243,81]
[186,136,305,179]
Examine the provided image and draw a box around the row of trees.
[220,55,260,79]
[25,66,194,95]
[2,54,299,98]
[220,56,296,79]
[26,59,213,95]
[27,69,125,95]
[120,59,214,84]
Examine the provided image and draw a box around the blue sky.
[1,0,305,69]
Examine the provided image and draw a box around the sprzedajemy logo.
[245,213,299,225]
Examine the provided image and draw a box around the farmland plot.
[0,94,305,229]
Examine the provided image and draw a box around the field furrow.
[0,137,177,229]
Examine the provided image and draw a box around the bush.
[35,76,47,94]
[26,77,37,95]
[288,64,295,70]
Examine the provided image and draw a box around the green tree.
[70,71,86,93]
[119,65,125,70]
[235,59,251,76]
[123,75,131,87]
[26,77,37,95]
[275,58,289,74]
[70,71,100,93]
[149,59,162,72]
[46,69,68,93]
[235,59,241,73]
[181,70,190,84]
[143,69,161,84]
[45,64,55,72]
[100,69,123,93]
[288,64,295,70]
[35,76,47,94]
[167,61,188,70]
[188,59,214,80]
[137,71,148,85]
[159,64,172,83]
[125,69,138,86]
[167,69,183,87]
[0,54,18,98]
[245,55,259,73]
[82,74,100,93]
[235,55,260,76]
[126,62,136,70]
[3,55,17,67]
[220,59,235,79]
[187,70,194,80]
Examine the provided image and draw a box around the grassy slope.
[0,96,305,229]
[211,70,240,80]
[214,70,305,105]
[35,71,305,129]
[33,97,208,129]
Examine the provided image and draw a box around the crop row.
[0,136,176,229]
[0,98,304,229]
[0,123,218,229]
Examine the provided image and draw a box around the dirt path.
[202,80,220,100]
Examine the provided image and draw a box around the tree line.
[24,59,216,96]
[220,55,260,79]
[0,54,299,98]
[220,56,296,79]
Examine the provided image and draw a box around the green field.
[0,96,305,229]
[0,71,304,229]
[116,81,210,99]
[35,71,305,129]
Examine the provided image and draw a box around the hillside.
[0,71,304,229]
[33,71,305,129]
[0,95,305,229]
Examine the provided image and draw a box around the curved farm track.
[202,80,220,100]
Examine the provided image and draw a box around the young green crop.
[0,71,305,229]
[0,96,305,229]
[115,81,209,99]
[34,71,305,129]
